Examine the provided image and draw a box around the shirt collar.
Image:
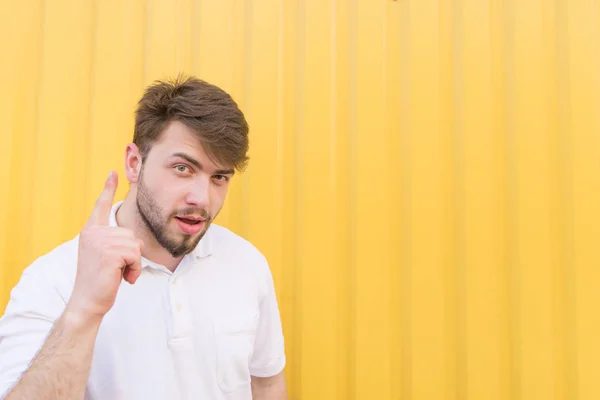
[109,201,213,269]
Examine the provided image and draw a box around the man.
[0,76,287,399]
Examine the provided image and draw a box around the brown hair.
[133,75,249,171]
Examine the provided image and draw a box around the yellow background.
[1,0,599,399]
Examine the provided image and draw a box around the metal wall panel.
[0,1,599,398]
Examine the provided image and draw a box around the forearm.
[251,373,287,400]
[5,308,102,400]
[251,384,287,400]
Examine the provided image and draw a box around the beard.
[135,173,212,258]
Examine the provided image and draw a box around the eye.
[212,174,229,184]
[174,164,190,173]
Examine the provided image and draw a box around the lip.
[175,217,205,235]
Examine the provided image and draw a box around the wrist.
[63,303,104,331]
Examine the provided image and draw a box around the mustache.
[170,207,211,220]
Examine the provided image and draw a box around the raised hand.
[68,171,144,318]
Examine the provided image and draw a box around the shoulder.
[27,236,80,274]
[0,237,79,332]
[15,236,80,298]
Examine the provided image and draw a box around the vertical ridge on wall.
[176,0,193,74]
[330,1,353,399]
[441,0,460,398]
[355,0,390,396]
[275,0,286,305]
[397,1,412,399]
[190,0,201,82]
[347,0,358,398]
[554,0,577,398]
[246,0,280,321]
[570,0,600,398]
[409,1,448,399]
[490,1,512,399]
[543,1,567,399]
[514,1,556,398]
[292,0,305,397]
[462,0,505,398]
[82,0,97,237]
[240,0,253,239]
[223,0,247,233]
[503,0,521,396]
[448,0,465,397]
[299,1,336,397]
[276,0,300,396]
[385,1,403,399]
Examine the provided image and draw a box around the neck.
[115,194,184,272]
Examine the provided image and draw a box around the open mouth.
[174,215,206,235]
[175,217,202,225]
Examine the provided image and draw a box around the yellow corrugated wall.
[1,1,599,399]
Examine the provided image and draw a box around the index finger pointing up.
[88,171,119,226]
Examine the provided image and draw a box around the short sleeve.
[248,259,286,378]
[0,264,67,397]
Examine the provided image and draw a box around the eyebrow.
[171,152,235,175]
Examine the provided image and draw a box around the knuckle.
[117,227,135,240]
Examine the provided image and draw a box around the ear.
[124,143,142,183]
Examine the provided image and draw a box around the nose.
[185,175,210,209]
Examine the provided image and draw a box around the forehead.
[151,120,204,155]
[148,121,229,169]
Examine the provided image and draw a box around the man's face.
[134,121,234,258]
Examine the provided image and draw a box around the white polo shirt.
[0,201,286,399]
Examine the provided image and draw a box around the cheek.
[162,186,187,207]
[209,186,228,212]
[149,182,183,212]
